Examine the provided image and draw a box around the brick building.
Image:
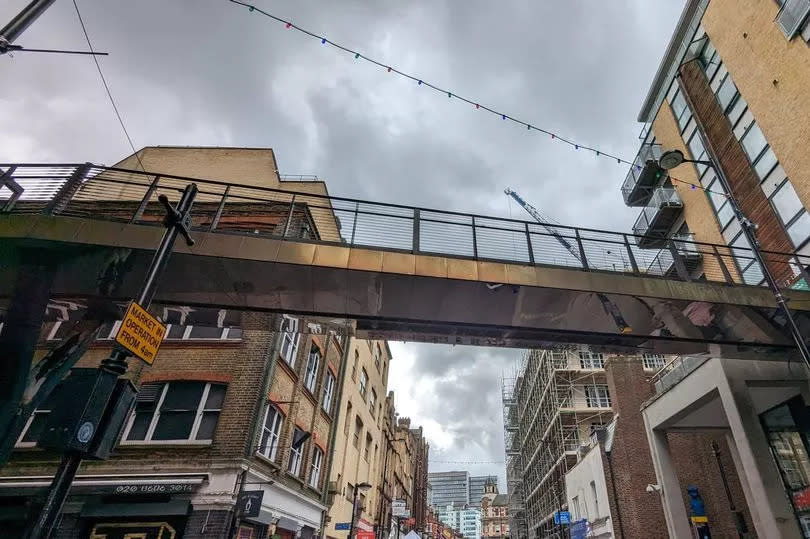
[0,147,375,538]
[480,479,508,539]
[618,0,810,536]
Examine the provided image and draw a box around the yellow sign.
[115,302,166,364]
[690,516,708,523]
[442,529,452,539]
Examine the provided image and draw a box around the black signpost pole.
[24,185,198,539]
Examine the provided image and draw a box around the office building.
[437,504,481,539]
[620,0,810,537]
[469,475,498,506]
[428,471,471,509]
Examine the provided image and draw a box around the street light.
[349,482,373,539]
[657,149,810,369]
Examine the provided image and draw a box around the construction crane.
[504,187,632,334]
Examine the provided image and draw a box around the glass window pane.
[717,202,735,228]
[227,327,243,340]
[205,385,226,409]
[726,96,747,127]
[707,180,726,210]
[188,326,223,339]
[125,412,153,441]
[152,411,196,440]
[716,74,738,110]
[788,212,810,247]
[743,262,764,285]
[687,132,705,160]
[740,123,768,163]
[734,110,754,139]
[166,325,185,339]
[671,91,687,118]
[678,107,692,130]
[196,411,219,440]
[161,382,204,410]
[773,181,805,225]
[754,147,779,181]
[762,165,788,198]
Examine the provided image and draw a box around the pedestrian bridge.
[2,163,810,359]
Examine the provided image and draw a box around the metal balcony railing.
[633,187,683,247]
[646,233,703,277]
[649,355,711,395]
[776,0,810,38]
[621,144,664,207]
[0,163,807,290]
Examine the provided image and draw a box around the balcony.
[633,187,684,248]
[621,144,665,207]
[646,233,703,278]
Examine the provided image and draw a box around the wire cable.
[226,0,726,199]
[72,0,145,171]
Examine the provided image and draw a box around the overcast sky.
[2,0,685,491]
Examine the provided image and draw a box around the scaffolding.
[502,348,616,539]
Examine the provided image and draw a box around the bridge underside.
[2,214,810,359]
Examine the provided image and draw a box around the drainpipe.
[320,332,353,536]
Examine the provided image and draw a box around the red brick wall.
[604,358,754,538]
[604,358,667,538]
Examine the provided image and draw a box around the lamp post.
[657,149,810,369]
[349,482,373,539]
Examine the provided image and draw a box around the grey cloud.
[2,0,686,491]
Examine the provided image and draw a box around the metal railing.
[649,355,711,395]
[621,143,662,205]
[632,187,683,239]
[279,173,320,182]
[646,233,701,276]
[1,163,809,289]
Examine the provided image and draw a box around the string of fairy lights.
[227,0,729,200]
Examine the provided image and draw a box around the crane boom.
[504,188,581,262]
[504,187,632,334]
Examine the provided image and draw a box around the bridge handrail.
[1,163,808,289]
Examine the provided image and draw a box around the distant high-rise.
[428,471,470,508]
[469,475,499,506]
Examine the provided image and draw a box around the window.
[359,368,368,400]
[772,181,805,229]
[585,385,611,408]
[715,74,738,111]
[354,416,363,448]
[788,212,810,248]
[305,345,321,393]
[374,345,382,372]
[259,405,283,461]
[123,382,225,443]
[280,316,300,367]
[740,123,768,164]
[365,433,372,461]
[344,403,352,436]
[754,147,779,181]
[370,389,377,417]
[322,371,336,414]
[775,0,810,38]
[346,483,355,502]
[288,428,305,476]
[578,351,604,369]
[643,354,667,370]
[352,350,359,381]
[310,446,324,489]
[591,481,599,516]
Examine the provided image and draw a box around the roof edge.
[637,0,703,122]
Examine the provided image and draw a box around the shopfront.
[239,470,326,539]
[0,473,206,537]
[761,396,810,537]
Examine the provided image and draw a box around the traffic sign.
[115,301,167,364]
[335,523,352,531]
[553,511,571,525]
[392,499,409,518]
